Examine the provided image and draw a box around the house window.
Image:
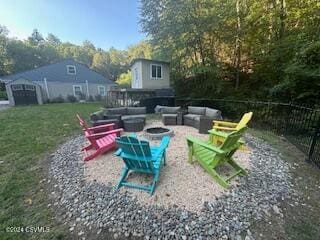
[98,86,106,96]
[67,65,76,75]
[150,64,162,79]
[73,85,82,96]
[25,85,36,91]
[11,84,23,91]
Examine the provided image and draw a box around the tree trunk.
[279,0,286,40]
[235,0,242,90]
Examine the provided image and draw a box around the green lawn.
[0,103,102,240]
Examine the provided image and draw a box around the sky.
[0,0,146,50]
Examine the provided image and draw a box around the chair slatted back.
[116,136,154,171]
[76,114,89,131]
[220,127,247,152]
[236,112,253,130]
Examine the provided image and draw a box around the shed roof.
[0,59,115,85]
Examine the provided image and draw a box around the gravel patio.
[49,120,293,239]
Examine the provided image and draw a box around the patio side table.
[123,118,145,132]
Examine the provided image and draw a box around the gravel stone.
[49,123,293,239]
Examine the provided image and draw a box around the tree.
[46,33,61,46]
[127,41,153,62]
[116,70,132,87]
[0,25,9,36]
[28,29,44,45]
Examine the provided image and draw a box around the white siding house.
[0,59,117,106]
[130,59,170,89]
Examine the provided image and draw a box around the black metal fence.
[176,98,320,167]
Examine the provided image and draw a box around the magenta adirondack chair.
[77,114,123,161]
[77,114,115,136]
[82,128,123,161]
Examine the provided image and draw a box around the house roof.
[0,59,115,85]
[130,58,170,67]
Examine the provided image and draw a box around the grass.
[0,103,102,239]
[249,129,320,240]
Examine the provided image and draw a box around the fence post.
[307,117,320,163]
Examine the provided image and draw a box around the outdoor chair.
[212,112,253,132]
[82,127,123,161]
[115,135,170,195]
[77,114,116,136]
[211,112,253,148]
[186,127,247,188]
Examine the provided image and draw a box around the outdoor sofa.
[161,106,183,125]
[183,106,222,133]
[90,107,146,128]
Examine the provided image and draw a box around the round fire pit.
[144,127,174,140]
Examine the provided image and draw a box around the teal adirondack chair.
[115,135,170,195]
[186,127,247,188]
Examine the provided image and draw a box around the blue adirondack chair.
[114,135,170,195]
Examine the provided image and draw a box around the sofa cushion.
[162,114,177,118]
[121,114,146,121]
[104,114,121,121]
[194,118,200,129]
[162,106,181,114]
[127,107,146,115]
[107,107,127,115]
[193,115,201,122]
[90,110,105,121]
[205,107,222,119]
[184,114,200,120]
[188,106,206,115]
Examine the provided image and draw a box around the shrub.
[88,95,94,102]
[51,96,65,103]
[67,95,77,103]
[0,91,8,100]
[78,93,86,100]
[95,95,102,102]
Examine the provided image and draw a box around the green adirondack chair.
[115,135,170,195]
[186,127,247,188]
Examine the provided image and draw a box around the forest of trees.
[140,0,320,104]
[1,0,319,105]
[0,26,152,86]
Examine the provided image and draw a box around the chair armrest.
[159,136,170,149]
[186,136,224,154]
[208,129,229,138]
[152,136,170,159]
[88,123,115,131]
[87,128,123,139]
[213,126,237,131]
[213,120,238,127]
[114,148,122,156]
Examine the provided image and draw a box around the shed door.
[11,84,38,105]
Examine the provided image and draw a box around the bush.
[67,95,77,103]
[88,95,94,102]
[50,96,65,103]
[95,95,102,102]
[0,91,8,100]
[78,93,86,100]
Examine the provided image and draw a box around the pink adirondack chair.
[76,114,123,161]
[77,114,115,137]
[82,128,123,161]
